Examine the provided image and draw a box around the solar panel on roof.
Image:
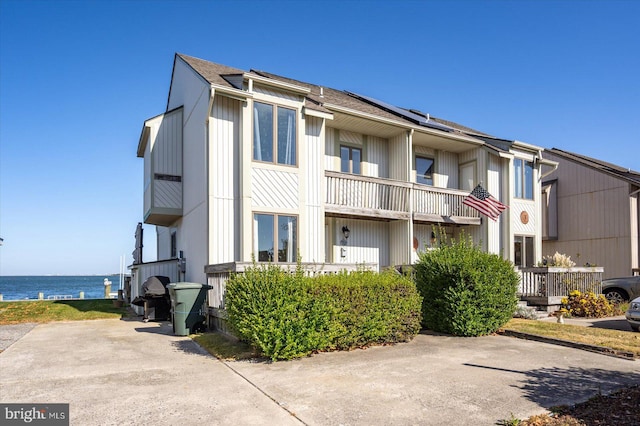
[344,91,453,132]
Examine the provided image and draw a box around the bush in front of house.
[225,263,332,361]
[414,232,520,336]
[311,270,422,350]
[561,290,613,318]
[224,264,422,360]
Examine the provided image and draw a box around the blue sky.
[0,0,638,275]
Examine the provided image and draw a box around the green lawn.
[503,318,640,357]
[0,299,132,324]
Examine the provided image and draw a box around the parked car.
[602,275,640,304]
[626,297,640,332]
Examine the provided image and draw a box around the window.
[340,146,361,174]
[253,102,296,166]
[514,235,534,267]
[253,213,297,262]
[170,231,177,258]
[514,158,534,199]
[416,156,434,185]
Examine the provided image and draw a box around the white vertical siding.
[304,116,325,262]
[389,133,409,181]
[366,136,389,178]
[325,127,337,172]
[209,95,241,264]
[389,220,410,266]
[152,109,183,176]
[168,59,211,284]
[435,150,458,189]
[486,154,504,254]
[331,218,389,270]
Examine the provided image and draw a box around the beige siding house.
[542,148,640,279]
[133,53,558,322]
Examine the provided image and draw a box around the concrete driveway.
[1,319,638,426]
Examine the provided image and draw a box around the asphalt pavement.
[1,318,638,425]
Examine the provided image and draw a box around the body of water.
[0,275,126,300]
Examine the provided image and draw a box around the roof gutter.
[324,103,485,147]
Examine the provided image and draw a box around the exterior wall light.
[342,226,351,240]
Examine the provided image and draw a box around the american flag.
[462,184,508,221]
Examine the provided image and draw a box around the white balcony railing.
[325,171,480,223]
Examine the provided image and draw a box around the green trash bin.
[167,282,212,336]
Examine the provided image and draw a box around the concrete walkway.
[1,319,639,425]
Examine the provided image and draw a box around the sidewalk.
[1,318,638,425]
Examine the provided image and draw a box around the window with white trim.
[253,102,296,166]
[514,158,534,199]
[340,145,361,174]
[416,156,434,185]
[514,235,534,267]
[253,213,298,262]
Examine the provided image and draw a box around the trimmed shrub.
[312,270,422,350]
[225,263,332,361]
[414,233,520,336]
[225,265,422,360]
[561,290,613,318]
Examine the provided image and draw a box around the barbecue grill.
[131,275,171,321]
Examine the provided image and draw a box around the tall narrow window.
[514,235,534,267]
[253,102,296,166]
[170,231,177,258]
[514,158,534,199]
[416,156,434,185]
[340,146,361,174]
[253,213,297,263]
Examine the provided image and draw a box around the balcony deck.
[325,171,481,224]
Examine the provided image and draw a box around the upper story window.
[253,102,296,166]
[416,156,434,185]
[340,145,361,174]
[514,158,534,199]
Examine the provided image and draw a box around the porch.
[519,267,604,310]
[324,171,481,224]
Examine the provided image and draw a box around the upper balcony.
[325,171,481,224]
[138,107,183,227]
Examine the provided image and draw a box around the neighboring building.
[541,148,640,279]
[134,53,557,316]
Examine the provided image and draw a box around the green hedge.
[225,265,422,360]
[414,233,519,336]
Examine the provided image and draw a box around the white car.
[626,297,640,332]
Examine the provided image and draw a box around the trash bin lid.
[167,282,212,290]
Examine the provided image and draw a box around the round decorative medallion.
[520,211,529,225]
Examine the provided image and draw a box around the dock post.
[79,291,85,299]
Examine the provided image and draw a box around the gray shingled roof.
[548,148,640,187]
[176,53,495,140]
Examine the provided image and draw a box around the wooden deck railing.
[325,171,480,223]
[325,172,411,218]
[519,267,604,299]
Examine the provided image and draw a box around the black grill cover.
[141,276,171,297]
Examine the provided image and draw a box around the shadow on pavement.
[465,363,640,408]
[588,319,633,332]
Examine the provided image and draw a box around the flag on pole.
[462,184,508,221]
